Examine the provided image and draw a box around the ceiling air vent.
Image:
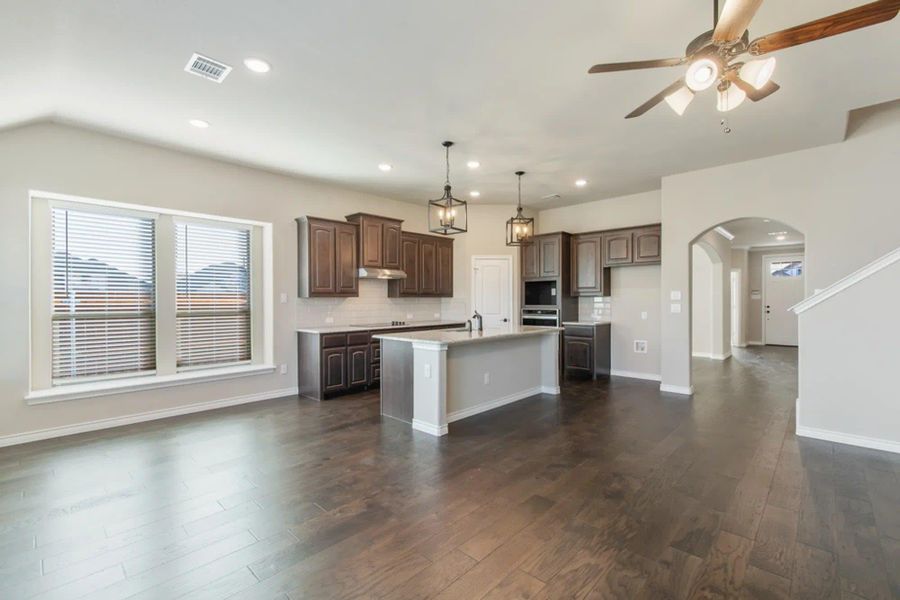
[184,53,232,83]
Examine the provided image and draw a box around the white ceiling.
[718,217,804,248]
[2,1,898,208]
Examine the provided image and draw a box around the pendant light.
[506,171,534,246]
[427,141,467,235]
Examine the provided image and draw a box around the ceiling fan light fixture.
[716,81,747,112]
[739,57,777,89]
[664,86,695,116]
[685,57,719,92]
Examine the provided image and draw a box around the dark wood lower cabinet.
[563,323,611,380]
[348,345,368,387]
[564,338,593,374]
[298,323,465,400]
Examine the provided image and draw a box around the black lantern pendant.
[427,141,467,235]
[506,171,534,246]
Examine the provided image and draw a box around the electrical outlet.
[641,311,648,320]
[279,364,287,374]
[279,293,288,304]
[406,313,413,319]
[325,316,334,324]
[634,340,648,354]
[424,364,432,378]
[483,372,490,385]
[433,313,440,319]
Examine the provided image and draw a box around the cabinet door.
[383,222,402,269]
[539,236,561,277]
[309,221,336,294]
[633,227,662,264]
[436,240,453,297]
[399,236,420,295]
[571,234,603,295]
[564,338,592,373]
[322,348,346,392]
[347,345,368,387]
[603,232,632,266]
[521,242,539,280]
[361,218,384,268]
[335,223,358,295]
[419,238,438,295]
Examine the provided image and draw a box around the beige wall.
[660,101,900,392]
[730,249,749,347]
[0,122,520,441]
[539,191,663,379]
[691,230,732,359]
[691,245,714,356]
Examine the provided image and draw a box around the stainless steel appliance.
[521,308,560,327]
[523,280,557,307]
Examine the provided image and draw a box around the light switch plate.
[670,291,682,301]
[670,303,682,314]
[641,311,648,320]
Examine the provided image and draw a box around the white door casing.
[763,254,804,346]
[472,256,512,330]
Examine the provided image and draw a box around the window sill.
[25,364,277,405]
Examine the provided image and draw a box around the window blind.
[176,221,251,368]
[51,208,157,382]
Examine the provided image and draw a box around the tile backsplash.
[296,279,466,326]
[578,296,612,322]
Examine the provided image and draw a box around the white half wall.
[660,101,900,391]
[797,259,900,453]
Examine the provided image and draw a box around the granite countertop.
[296,320,466,334]
[373,325,562,348]
[562,320,612,326]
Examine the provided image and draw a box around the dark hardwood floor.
[1,346,898,599]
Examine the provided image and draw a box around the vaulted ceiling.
[3,1,898,208]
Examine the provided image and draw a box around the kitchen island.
[374,326,561,436]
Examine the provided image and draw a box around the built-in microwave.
[524,280,557,307]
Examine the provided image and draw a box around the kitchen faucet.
[472,310,483,332]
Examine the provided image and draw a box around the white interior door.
[763,254,804,346]
[472,257,511,330]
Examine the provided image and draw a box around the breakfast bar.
[374,326,561,436]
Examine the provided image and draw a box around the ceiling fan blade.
[713,0,765,42]
[589,58,685,74]
[728,73,781,101]
[749,0,900,55]
[625,80,685,119]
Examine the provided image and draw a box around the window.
[51,207,156,382]
[29,191,273,402]
[176,221,251,368]
[769,260,803,277]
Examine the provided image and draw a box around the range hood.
[357,268,407,280]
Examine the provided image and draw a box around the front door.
[764,254,804,346]
[472,257,512,330]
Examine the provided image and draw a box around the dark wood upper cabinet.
[633,226,662,264]
[419,237,438,295]
[345,213,403,270]
[297,217,359,297]
[521,242,539,279]
[437,239,453,297]
[571,233,610,296]
[539,236,561,278]
[603,231,633,266]
[388,232,453,298]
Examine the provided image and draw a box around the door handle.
[502,318,509,322]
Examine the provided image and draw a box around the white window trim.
[27,189,275,404]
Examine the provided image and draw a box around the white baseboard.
[659,383,694,396]
[0,387,298,448]
[412,419,449,437]
[541,385,561,395]
[747,340,763,346]
[796,424,900,455]
[447,386,544,424]
[692,352,731,360]
[610,369,661,382]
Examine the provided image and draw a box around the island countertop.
[373,325,561,348]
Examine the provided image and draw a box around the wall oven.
[523,280,557,307]
[522,308,560,327]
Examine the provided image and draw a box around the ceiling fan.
[588,0,900,118]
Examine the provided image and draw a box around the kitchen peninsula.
[375,326,561,436]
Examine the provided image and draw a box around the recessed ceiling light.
[467,161,480,169]
[469,191,481,198]
[763,219,771,222]
[776,235,786,241]
[378,163,392,172]
[188,119,209,128]
[575,179,588,187]
[243,58,271,73]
